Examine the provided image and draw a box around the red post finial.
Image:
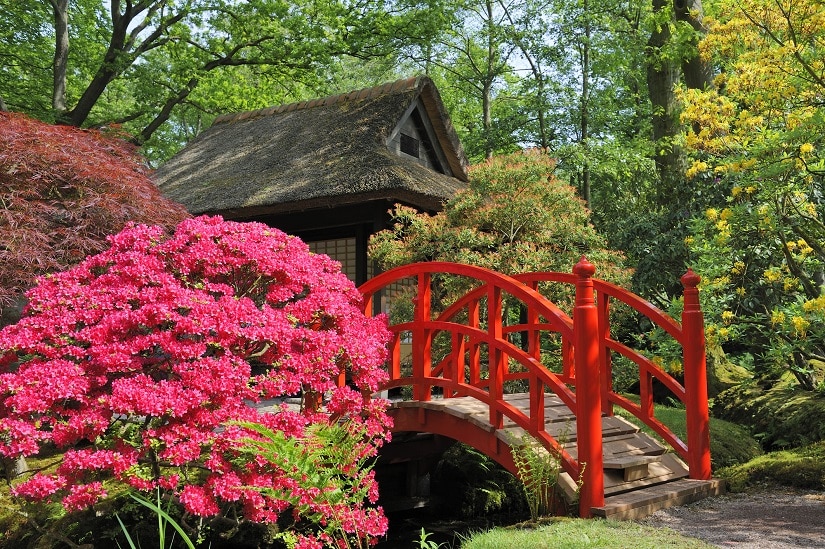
[573,256,596,278]
[681,268,701,289]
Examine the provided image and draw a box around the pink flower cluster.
[0,216,392,544]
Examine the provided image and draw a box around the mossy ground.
[713,376,825,449]
[718,441,825,492]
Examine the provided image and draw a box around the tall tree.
[646,0,712,199]
[539,0,654,214]
[407,0,523,161]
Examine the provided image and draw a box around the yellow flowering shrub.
[679,0,825,391]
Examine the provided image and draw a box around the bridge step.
[591,478,726,520]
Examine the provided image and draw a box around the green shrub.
[713,380,825,449]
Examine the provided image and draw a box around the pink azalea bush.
[0,216,392,545]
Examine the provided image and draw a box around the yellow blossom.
[792,315,809,337]
[668,360,683,376]
[803,296,825,312]
[721,310,735,323]
[706,208,719,221]
[713,275,731,286]
[770,310,785,326]
[735,287,746,297]
[686,160,709,179]
[763,268,782,283]
[745,186,757,194]
[800,142,814,155]
[731,186,742,197]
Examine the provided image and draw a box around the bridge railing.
[510,267,711,481]
[357,259,711,516]
[358,262,581,476]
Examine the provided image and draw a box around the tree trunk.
[647,0,714,202]
[674,0,713,90]
[483,0,495,160]
[65,11,130,126]
[52,0,69,114]
[647,0,684,201]
[3,457,28,481]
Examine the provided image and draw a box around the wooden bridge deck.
[391,393,724,519]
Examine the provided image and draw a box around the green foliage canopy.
[0,0,452,164]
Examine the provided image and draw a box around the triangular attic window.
[388,101,452,177]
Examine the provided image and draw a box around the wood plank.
[592,478,726,520]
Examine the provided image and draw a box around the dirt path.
[637,487,825,548]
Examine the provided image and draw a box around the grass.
[459,517,714,548]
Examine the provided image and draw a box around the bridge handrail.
[509,274,687,451]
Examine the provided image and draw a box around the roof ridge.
[212,76,424,126]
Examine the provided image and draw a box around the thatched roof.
[153,76,468,217]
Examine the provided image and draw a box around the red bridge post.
[681,269,712,480]
[413,272,433,402]
[573,257,604,516]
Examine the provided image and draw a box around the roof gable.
[153,76,468,216]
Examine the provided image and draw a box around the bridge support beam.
[574,257,604,517]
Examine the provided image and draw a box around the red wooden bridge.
[357,258,723,519]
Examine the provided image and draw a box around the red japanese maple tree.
[0,111,188,325]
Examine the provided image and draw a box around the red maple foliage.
[0,112,189,324]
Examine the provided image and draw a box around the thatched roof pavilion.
[153,76,468,284]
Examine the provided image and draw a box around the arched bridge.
[356,259,723,519]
